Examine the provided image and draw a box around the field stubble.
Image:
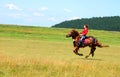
[0,26,119,77]
[0,38,119,77]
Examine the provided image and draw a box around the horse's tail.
[96,43,109,48]
[91,36,109,48]
[95,41,109,48]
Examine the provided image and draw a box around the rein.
[73,35,80,42]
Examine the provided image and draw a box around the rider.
[79,24,89,46]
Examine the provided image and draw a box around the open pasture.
[0,25,119,77]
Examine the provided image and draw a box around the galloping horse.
[66,29,109,58]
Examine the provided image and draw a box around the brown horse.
[66,29,109,58]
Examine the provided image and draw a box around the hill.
[52,16,120,31]
[0,24,120,45]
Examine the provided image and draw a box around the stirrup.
[79,43,84,47]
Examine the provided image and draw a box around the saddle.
[79,36,91,47]
[83,37,91,44]
[73,35,92,47]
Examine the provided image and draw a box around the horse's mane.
[71,29,79,39]
[71,29,79,35]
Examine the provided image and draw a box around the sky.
[0,0,120,27]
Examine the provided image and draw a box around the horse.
[66,29,109,58]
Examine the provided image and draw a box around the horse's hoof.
[85,55,89,58]
[79,54,83,56]
[92,53,94,57]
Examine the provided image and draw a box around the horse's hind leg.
[91,46,96,57]
[85,46,96,58]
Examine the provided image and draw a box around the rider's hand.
[80,34,82,36]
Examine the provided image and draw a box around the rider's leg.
[79,36,85,46]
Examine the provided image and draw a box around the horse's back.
[84,36,97,44]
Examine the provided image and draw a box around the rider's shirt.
[81,28,88,36]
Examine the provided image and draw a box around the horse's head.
[66,29,79,39]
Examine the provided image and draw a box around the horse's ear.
[71,29,75,33]
[72,29,75,31]
[72,29,76,32]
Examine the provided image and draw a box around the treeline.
[52,16,120,31]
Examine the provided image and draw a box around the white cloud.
[67,16,80,20]
[33,12,44,16]
[25,18,33,22]
[38,7,48,11]
[5,3,22,11]
[48,17,57,22]
[64,8,72,13]
[8,13,24,18]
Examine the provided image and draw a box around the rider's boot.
[79,40,84,47]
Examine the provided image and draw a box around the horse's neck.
[73,35,80,42]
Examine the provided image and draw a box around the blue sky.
[0,0,120,27]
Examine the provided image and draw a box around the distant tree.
[52,16,120,31]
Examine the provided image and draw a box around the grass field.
[0,25,120,77]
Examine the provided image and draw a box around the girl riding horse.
[66,29,109,58]
[79,24,88,47]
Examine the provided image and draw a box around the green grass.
[0,24,120,77]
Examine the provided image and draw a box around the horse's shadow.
[81,57,102,61]
[70,57,103,61]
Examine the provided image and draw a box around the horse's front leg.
[73,47,83,56]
